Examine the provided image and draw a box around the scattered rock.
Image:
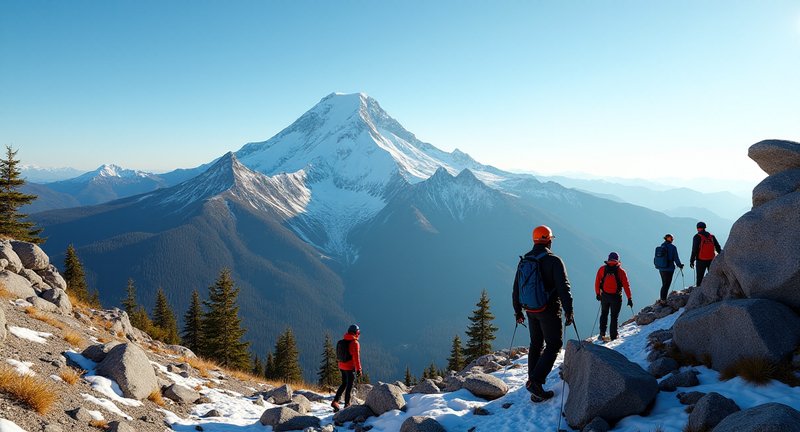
[562,341,659,430]
[96,342,158,399]
[648,357,679,378]
[400,416,447,432]
[443,374,465,392]
[295,390,327,402]
[748,139,800,176]
[82,342,121,363]
[502,402,513,409]
[392,381,409,392]
[410,379,440,394]
[686,392,740,431]
[10,241,49,270]
[43,424,64,432]
[165,344,197,359]
[0,241,23,273]
[0,270,36,298]
[276,416,321,431]
[259,407,299,427]
[635,303,675,326]
[473,407,491,416]
[483,361,503,373]
[647,349,666,363]
[269,384,293,405]
[659,369,700,392]
[19,268,46,288]
[195,396,212,404]
[163,383,201,404]
[666,289,691,311]
[462,373,508,400]
[106,421,136,432]
[677,391,706,405]
[35,264,67,291]
[66,407,95,422]
[365,383,405,415]
[26,296,58,313]
[287,394,311,414]
[581,417,610,432]
[41,288,73,315]
[713,402,800,432]
[202,409,221,418]
[674,299,800,371]
[647,329,673,345]
[332,404,374,424]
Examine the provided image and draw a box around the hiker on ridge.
[331,324,362,412]
[654,234,684,304]
[594,252,633,342]
[690,221,722,287]
[512,225,574,403]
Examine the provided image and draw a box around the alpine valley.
[31,93,710,380]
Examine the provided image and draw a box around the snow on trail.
[0,418,28,432]
[8,326,51,344]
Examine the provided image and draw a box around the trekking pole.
[503,321,522,380]
[557,322,568,432]
[680,268,685,289]
[589,304,601,341]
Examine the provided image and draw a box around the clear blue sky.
[2,1,798,184]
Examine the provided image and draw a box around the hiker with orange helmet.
[594,252,632,342]
[331,324,362,412]
[512,225,574,402]
[690,222,722,287]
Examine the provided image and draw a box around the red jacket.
[338,332,362,372]
[594,261,632,299]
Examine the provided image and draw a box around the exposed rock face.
[712,402,800,432]
[582,417,610,432]
[443,374,465,392]
[269,384,293,405]
[365,383,405,415]
[674,299,800,371]
[332,404,374,424]
[410,379,440,395]
[19,268,46,289]
[35,265,68,291]
[96,343,158,400]
[400,416,447,432]
[0,241,23,273]
[753,168,800,208]
[163,383,200,404]
[562,341,659,430]
[10,241,49,271]
[0,270,36,298]
[686,392,740,431]
[748,139,800,176]
[462,373,508,400]
[41,288,73,315]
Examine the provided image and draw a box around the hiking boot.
[528,381,554,403]
[598,335,610,343]
[331,400,340,412]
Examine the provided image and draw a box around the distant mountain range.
[31,93,718,380]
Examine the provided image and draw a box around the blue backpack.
[516,252,550,311]
[654,244,669,269]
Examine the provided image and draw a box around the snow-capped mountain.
[44,164,168,206]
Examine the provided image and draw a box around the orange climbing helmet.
[532,225,555,244]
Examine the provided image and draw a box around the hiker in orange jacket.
[594,252,633,341]
[331,324,362,412]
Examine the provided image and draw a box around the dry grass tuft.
[89,419,109,430]
[63,330,86,348]
[58,367,83,385]
[720,357,777,385]
[0,284,14,300]
[97,336,111,344]
[0,364,58,414]
[148,389,165,407]
[24,306,66,330]
[666,344,701,367]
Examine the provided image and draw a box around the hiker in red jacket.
[331,324,362,412]
[690,221,722,287]
[594,252,633,342]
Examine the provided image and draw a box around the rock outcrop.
[562,341,659,430]
[0,240,23,273]
[96,343,158,399]
[400,416,447,432]
[686,392,740,431]
[0,270,36,298]
[10,241,49,271]
[365,383,405,415]
[712,402,800,432]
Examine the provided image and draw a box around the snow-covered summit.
[71,164,154,182]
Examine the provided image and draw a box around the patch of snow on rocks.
[8,326,51,344]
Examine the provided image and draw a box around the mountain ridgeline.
[32,93,708,380]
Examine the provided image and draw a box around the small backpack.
[654,244,669,269]
[698,233,717,260]
[336,339,352,362]
[601,265,623,295]
[516,252,550,311]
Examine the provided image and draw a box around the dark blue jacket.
[656,241,683,271]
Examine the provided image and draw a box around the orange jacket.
[337,332,362,372]
[594,261,632,299]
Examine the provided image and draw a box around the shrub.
[148,389,165,407]
[63,331,85,348]
[58,367,82,385]
[0,364,58,413]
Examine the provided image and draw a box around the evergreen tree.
[317,334,339,387]
[273,327,303,383]
[201,269,250,370]
[0,145,41,243]
[121,278,137,316]
[404,366,416,387]
[252,356,264,377]
[464,289,498,363]
[152,287,180,344]
[63,244,96,306]
[121,278,151,331]
[264,352,276,380]
[181,290,203,354]
[447,335,465,373]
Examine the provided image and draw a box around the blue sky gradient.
[2,1,798,184]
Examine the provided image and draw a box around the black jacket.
[690,230,722,263]
[512,244,573,316]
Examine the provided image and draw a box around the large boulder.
[332,404,374,423]
[10,241,49,271]
[748,139,800,176]
[0,241,23,273]
[659,370,700,392]
[268,384,293,405]
[753,168,800,208]
[562,341,659,430]
[163,383,200,404]
[286,394,311,414]
[276,415,320,431]
[712,402,800,432]
[463,373,508,400]
[19,269,46,289]
[410,379,440,395]
[35,265,67,291]
[41,288,73,315]
[400,416,447,432]
[0,270,36,298]
[96,343,158,400]
[673,299,800,372]
[365,383,405,415]
[686,392,740,431]
[259,406,299,427]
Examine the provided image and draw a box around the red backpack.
[698,233,717,260]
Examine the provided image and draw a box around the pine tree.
[63,244,95,306]
[264,352,276,380]
[152,287,180,345]
[404,366,415,387]
[273,327,303,383]
[252,356,264,377]
[121,278,137,316]
[317,334,339,387]
[121,278,151,331]
[0,145,42,243]
[181,290,203,354]
[464,289,498,363]
[447,335,465,373]
[201,269,250,369]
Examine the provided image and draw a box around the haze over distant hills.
[31,93,723,379]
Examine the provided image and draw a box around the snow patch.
[5,359,35,376]
[63,351,143,407]
[81,393,133,420]
[0,419,28,432]
[8,326,51,344]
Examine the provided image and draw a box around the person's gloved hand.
[596,294,601,301]
[515,311,525,324]
[690,261,695,269]
[678,264,684,269]
[564,312,574,326]
[356,370,362,378]
[627,298,634,308]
